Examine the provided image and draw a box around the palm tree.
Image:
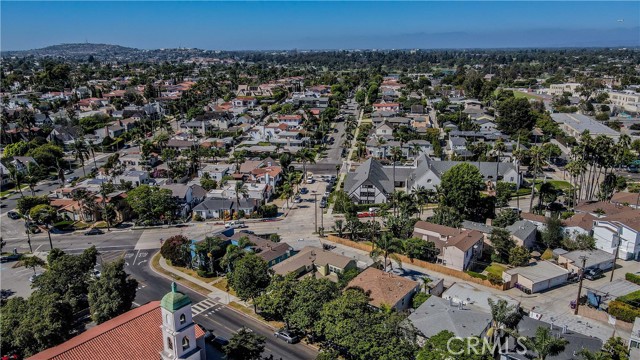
[6,163,24,197]
[370,233,403,272]
[22,255,45,275]
[297,148,316,180]
[73,138,90,177]
[234,181,249,217]
[24,163,40,196]
[332,219,346,238]
[523,326,568,360]
[528,146,547,213]
[411,185,431,215]
[576,349,611,360]
[390,146,403,216]
[30,205,58,250]
[493,138,506,185]
[487,298,522,343]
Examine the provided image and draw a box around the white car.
[306,178,314,184]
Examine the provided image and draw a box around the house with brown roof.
[225,233,295,267]
[347,267,420,311]
[592,207,640,260]
[610,191,640,209]
[271,246,357,281]
[412,221,483,271]
[562,212,596,239]
[29,284,206,360]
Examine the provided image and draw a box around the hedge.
[625,272,640,285]
[466,271,488,280]
[616,290,640,307]
[608,300,640,323]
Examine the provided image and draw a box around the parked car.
[67,176,79,183]
[293,195,301,203]
[29,273,41,283]
[84,229,104,236]
[319,201,327,208]
[64,169,74,175]
[92,269,101,278]
[7,211,20,220]
[300,187,309,194]
[0,254,20,263]
[274,329,300,344]
[239,230,255,235]
[225,220,246,229]
[584,268,605,281]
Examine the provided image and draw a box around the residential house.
[191,197,259,220]
[232,97,258,109]
[226,233,294,267]
[591,208,640,260]
[159,184,207,217]
[198,164,233,181]
[441,282,519,313]
[610,192,640,209]
[412,221,483,271]
[551,113,620,140]
[630,318,640,359]
[277,114,303,128]
[47,125,83,149]
[408,296,492,342]
[502,261,569,294]
[343,158,395,204]
[110,170,150,188]
[501,316,602,360]
[562,212,595,239]
[557,249,614,273]
[505,220,538,248]
[271,246,357,281]
[166,139,196,151]
[347,267,420,311]
[372,102,401,113]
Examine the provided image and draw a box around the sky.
[1,1,639,50]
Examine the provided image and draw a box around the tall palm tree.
[6,163,25,197]
[72,138,90,177]
[528,146,547,213]
[370,233,403,272]
[523,326,568,360]
[493,138,506,186]
[24,163,40,196]
[390,146,403,216]
[411,185,431,215]
[487,298,522,344]
[297,148,316,180]
[234,181,249,217]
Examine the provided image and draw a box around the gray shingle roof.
[344,157,394,196]
[506,220,537,241]
[408,296,491,339]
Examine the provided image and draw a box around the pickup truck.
[224,221,247,229]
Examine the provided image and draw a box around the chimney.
[486,218,493,226]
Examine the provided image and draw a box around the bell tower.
[160,282,203,360]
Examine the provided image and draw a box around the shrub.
[412,292,431,309]
[608,300,640,323]
[466,271,487,280]
[193,213,204,222]
[196,269,215,278]
[616,290,640,306]
[160,235,191,267]
[487,273,504,285]
[625,272,640,285]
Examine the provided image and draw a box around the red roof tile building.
[28,284,205,360]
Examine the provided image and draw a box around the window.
[179,314,186,325]
[167,337,173,350]
[165,314,170,324]
[182,337,190,350]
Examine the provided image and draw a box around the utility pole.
[574,256,588,315]
[610,234,620,282]
[313,193,318,234]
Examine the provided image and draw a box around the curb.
[148,253,277,330]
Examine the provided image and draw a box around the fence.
[325,235,506,290]
[577,306,633,333]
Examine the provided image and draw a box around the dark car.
[0,254,20,263]
[210,336,229,349]
[300,187,309,194]
[584,268,605,281]
[319,200,327,208]
[274,329,300,344]
[7,211,20,220]
[84,229,104,236]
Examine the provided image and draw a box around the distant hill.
[2,43,139,58]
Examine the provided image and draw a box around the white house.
[592,210,640,260]
[198,164,233,181]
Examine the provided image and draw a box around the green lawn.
[513,91,542,100]
[485,263,507,278]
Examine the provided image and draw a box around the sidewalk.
[157,256,244,306]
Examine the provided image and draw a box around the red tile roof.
[28,301,204,360]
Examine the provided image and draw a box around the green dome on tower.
[161,282,192,312]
